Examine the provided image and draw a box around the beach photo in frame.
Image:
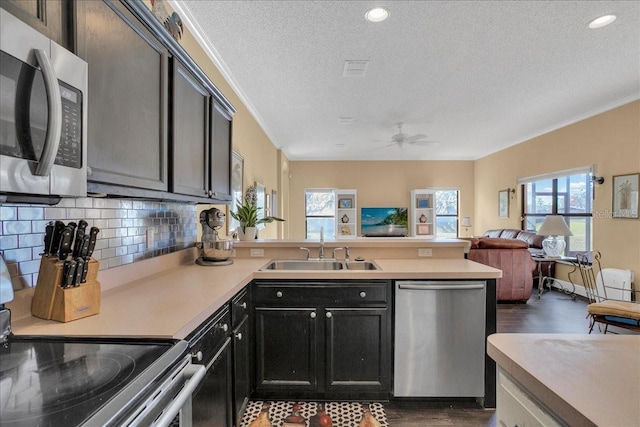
[612,173,639,219]
[498,189,509,218]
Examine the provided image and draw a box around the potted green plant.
[229,198,284,240]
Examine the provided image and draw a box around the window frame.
[521,172,594,256]
[304,188,336,239]
[434,189,460,238]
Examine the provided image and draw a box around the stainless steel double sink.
[259,259,380,271]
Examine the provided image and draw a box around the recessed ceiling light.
[588,14,617,29]
[365,7,389,23]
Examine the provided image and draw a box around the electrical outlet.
[250,249,265,258]
[418,248,432,257]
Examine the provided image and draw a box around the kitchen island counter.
[488,333,640,427]
[9,249,500,340]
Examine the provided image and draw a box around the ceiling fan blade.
[405,134,428,142]
[407,140,440,147]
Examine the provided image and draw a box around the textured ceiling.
[174,1,640,161]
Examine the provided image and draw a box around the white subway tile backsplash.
[0,198,198,287]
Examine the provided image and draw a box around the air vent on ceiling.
[343,60,369,77]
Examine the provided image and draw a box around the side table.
[532,255,577,299]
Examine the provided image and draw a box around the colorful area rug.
[240,400,388,427]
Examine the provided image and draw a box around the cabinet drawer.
[188,305,231,366]
[231,288,250,326]
[253,281,389,306]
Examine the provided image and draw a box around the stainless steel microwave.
[0,8,88,203]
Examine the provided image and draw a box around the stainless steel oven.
[0,8,88,203]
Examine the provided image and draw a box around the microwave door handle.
[32,49,62,176]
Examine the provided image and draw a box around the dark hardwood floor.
[386,289,603,426]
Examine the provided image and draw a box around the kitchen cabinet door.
[171,59,209,197]
[232,315,251,426]
[254,307,319,394]
[78,0,169,192]
[210,101,232,201]
[1,0,73,50]
[192,338,234,427]
[325,307,390,394]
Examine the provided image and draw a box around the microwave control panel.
[54,81,82,169]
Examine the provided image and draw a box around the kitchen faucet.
[332,246,350,262]
[318,227,324,259]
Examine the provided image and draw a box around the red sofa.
[465,237,537,302]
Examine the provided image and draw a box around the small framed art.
[612,173,639,219]
[338,198,352,209]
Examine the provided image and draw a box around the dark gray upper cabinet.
[76,0,234,202]
[171,59,209,197]
[78,0,169,192]
[1,0,75,51]
[171,60,232,201]
[210,102,232,201]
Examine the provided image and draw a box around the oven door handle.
[33,49,62,176]
[152,364,205,427]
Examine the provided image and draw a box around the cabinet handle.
[191,351,203,362]
[217,323,228,332]
[310,312,316,319]
[235,332,242,341]
[276,291,283,298]
[326,312,332,318]
[241,302,247,309]
[360,291,367,298]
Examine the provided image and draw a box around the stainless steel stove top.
[1,336,188,426]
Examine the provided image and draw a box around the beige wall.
[287,161,475,238]
[475,100,640,277]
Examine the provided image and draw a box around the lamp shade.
[537,215,573,237]
[461,217,472,227]
[537,215,572,257]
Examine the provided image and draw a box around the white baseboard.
[549,279,587,299]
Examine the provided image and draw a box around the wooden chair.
[568,251,640,334]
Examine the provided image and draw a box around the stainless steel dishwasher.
[394,280,486,397]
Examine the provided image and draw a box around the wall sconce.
[507,188,516,199]
[592,176,605,185]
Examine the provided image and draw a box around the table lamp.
[537,215,573,257]
[461,217,472,236]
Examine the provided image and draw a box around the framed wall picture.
[498,189,509,218]
[612,173,639,219]
[417,224,430,235]
[255,181,266,229]
[227,151,244,234]
[338,198,352,209]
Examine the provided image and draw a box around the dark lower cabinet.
[232,315,251,425]
[325,308,389,393]
[255,307,319,393]
[192,338,233,427]
[252,280,391,400]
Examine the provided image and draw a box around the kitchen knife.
[73,220,89,258]
[80,256,90,283]
[58,226,74,261]
[43,222,54,256]
[62,260,76,288]
[50,221,65,257]
[85,227,100,259]
[73,258,84,286]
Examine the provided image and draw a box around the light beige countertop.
[488,333,640,427]
[9,250,500,340]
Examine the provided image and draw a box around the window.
[522,171,593,255]
[435,190,459,238]
[305,189,335,239]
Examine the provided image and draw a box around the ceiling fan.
[382,122,439,148]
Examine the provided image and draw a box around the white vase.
[238,226,257,241]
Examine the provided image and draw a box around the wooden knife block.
[31,256,101,322]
